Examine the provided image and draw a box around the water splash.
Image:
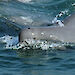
[0,35,74,51]
[72,3,75,6]
[52,10,69,27]
[0,35,75,50]
[0,35,18,49]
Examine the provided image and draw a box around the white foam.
[0,36,73,50]
[52,17,64,27]
[52,10,69,27]
[0,35,18,48]
[18,0,32,3]
[10,16,33,25]
[20,16,33,23]
[15,39,67,50]
[40,42,49,50]
[72,3,75,6]
[56,20,64,27]
[0,35,73,50]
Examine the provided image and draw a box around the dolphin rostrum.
[19,13,75,43]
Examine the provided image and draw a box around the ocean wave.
[9,16,51,27]
[9,16,33,26]
[17,0,32,3]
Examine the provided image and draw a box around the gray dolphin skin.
[19,13,75,43]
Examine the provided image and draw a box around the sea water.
[0,0,75,75]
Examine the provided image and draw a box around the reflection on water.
[16,49,75,75]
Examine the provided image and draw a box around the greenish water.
[0,0,75,75]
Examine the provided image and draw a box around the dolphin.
[19,13,75,43]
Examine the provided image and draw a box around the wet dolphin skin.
[19,13,75,43]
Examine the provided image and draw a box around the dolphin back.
[19,13,75,43]
[64,13,75,28]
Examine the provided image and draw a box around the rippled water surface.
[0,0,75,75]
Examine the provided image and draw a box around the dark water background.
[0,0,75,75]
